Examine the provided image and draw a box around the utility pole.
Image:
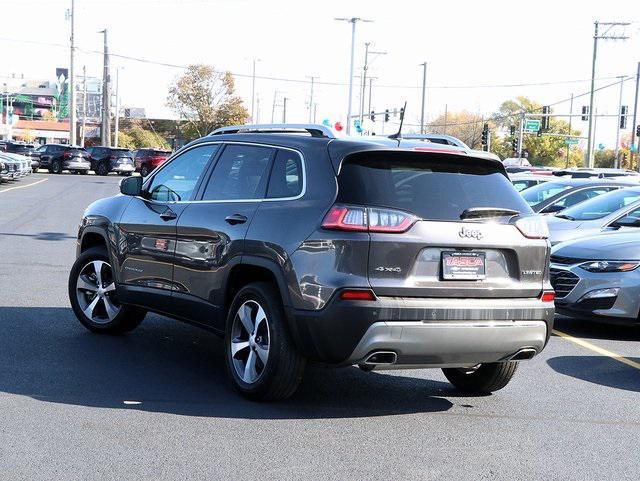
[271,91,277,123]
[282,97,288,123]
[614,76,625,167]
[68,0,76,145]
[307,76,316,123]
[443,104,448,134]
[631,62,640,171]
[335,17,372,134]
[518,111,525,159]
[419,61,427,134]
[367,77,375,115]
[81,65,87,147]
[359,44,386,123]
[99,29,111,147]
[585,21,629,167]
[250,58,259,122]
[313,103,318,123]
[114,68,121,148]
[566,93,574,168]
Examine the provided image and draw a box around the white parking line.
[0,178,48,193]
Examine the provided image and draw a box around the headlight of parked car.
[578,261,640,273]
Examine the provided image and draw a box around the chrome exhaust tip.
[363,351,398,366]
[508,348,537,361]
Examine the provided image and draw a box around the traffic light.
[636,124,640,137]
[542,106,550,130]
[536,129,542,138]
[370,110,375,122]
[581,106,589,121]
[509,125,516,137]
[384,109,390,122]
[481,123,489,146]
[512,137,519,153]
[620,106,628,129]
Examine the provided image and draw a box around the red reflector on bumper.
[340,290,376,301]
[541,291,555,302]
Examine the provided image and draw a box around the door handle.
[159,210,177,221]
[225,214,248,225]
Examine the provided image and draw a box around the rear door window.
[202,144,274,201]
[337,154,531,221]
[521,182,573,207]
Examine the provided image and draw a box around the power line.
[0,36,633,91]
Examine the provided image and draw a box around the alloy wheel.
[230,300,271,384]
[75,260,121,324]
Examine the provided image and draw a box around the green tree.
[167,65,249,140]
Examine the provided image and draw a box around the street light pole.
[307,76,316,123]
[69,0,76,145]
[114,68,121,148]
[614,76,625,167]
[566,93,574,168]
[250,58,259,122]
[420,62,427,134]
[335,17,372,134]
[99,29,111,147]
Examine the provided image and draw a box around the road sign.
[524,119,541,133]
[564,138,579,145]
[598,143,605,151]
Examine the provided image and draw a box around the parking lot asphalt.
[1,173,638,481]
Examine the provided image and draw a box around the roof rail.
[210,123,336,139]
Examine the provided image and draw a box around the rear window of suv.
[336,153,531,221]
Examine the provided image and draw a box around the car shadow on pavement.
[547,356,640,393]
[0,232,76,241]
[553,316,640,342]
[0,306,453,419]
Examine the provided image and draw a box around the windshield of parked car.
[521,181,573,207]
[558,188,640,221]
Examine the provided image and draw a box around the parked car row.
[4,143,172,176]
[510,169,640,327]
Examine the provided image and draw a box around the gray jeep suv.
[68,124,554,401]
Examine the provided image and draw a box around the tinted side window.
[267,149,303,198]
[147,145,218,202]
[202,144,274,200]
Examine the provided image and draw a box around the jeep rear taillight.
[515,216,549,239]
[322,205,417,233]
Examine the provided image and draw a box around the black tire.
[68,246,146,334]
[79,170,87,175]
[51,160,62,174]
[97,161,110,176]
[225,282,305,401]
[442,362,518,394]
[140,164,150,177]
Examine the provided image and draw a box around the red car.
[133,148,171,177]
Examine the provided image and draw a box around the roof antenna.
[388,101,407,144]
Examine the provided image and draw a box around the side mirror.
[120,175,143,196]
[541,203,564,214]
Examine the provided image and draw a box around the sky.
[2,0,640,148]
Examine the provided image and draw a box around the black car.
[36,144,91,174]
[68,124,554,401]
[86,146,135,176]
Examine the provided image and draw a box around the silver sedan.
[546,187,640,245]
[550,231,640,326]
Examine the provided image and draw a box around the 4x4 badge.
[459,227,483,240]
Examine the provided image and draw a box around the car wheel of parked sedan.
[442,362,518,394]
[51,160,62,174]
[225,282,305,401]
[97,162,109,176]
[68,246,146,334]
[140,164,150,177]
[79,170,87,175]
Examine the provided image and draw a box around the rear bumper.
[113,164,134,173]
[64,160,90,171]
[287,296,555,365]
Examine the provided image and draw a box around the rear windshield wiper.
[460,207,521,220]
[554,213,575,220]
